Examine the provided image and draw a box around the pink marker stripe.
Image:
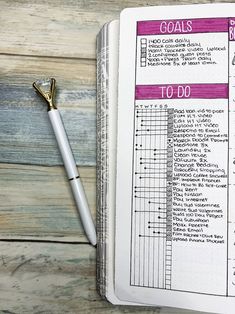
[137,18,228,35]
[135,84,228,100]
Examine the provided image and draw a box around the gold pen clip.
[33,78,57,111]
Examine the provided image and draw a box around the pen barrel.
[70,178,96,246]
[48,109,78,179]
[48,109,96,246]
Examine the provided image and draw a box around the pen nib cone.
[33,78,57,110]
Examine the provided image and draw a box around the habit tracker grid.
[130,17,235,296]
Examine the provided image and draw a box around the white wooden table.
[0,0,219,312]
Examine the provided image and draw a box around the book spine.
[96,24,109,299]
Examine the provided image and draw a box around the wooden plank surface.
[0,241,205,314]
[0,55,96,166]
[0,0,225,312]
[0,164,95,241]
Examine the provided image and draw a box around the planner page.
[115,4,235,313]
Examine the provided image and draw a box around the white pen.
[33,78,97,246]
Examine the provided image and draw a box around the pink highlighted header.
[137,18,228,35]
[135,84,228,100]
[229,19,235,41]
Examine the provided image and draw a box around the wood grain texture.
[0,241,205,314]
[0,55,96,166]
[0,163,95,241]
[0,0,226,312]
[0,0,227,59]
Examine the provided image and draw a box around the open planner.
[96,3,235,313]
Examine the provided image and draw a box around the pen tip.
[91,239,97,247]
